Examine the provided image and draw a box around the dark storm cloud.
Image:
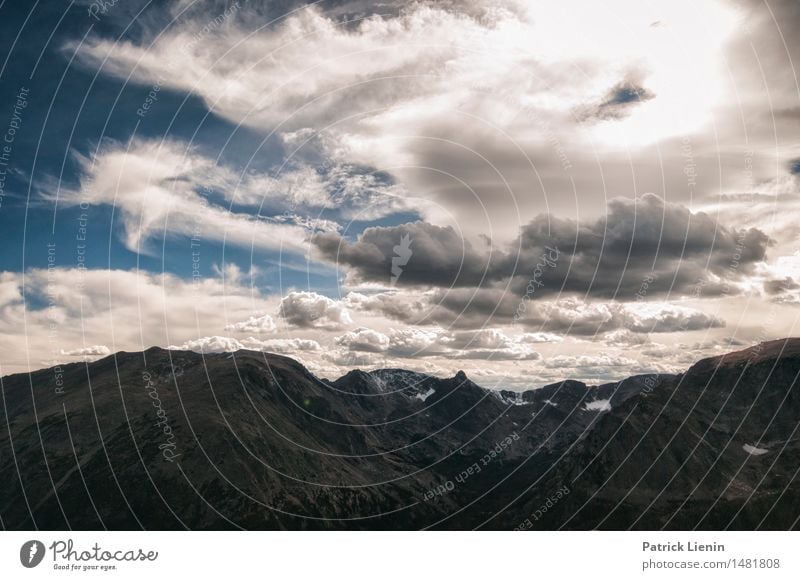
[764,277,800,295]
[317,194,771,300]
[433,287,520,322]
[776,107,800,122]
[508,193,771,299]
[313,221,505,287]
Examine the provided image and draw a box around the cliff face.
[1,340,798,530]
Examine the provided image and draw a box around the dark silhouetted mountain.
[1,339,798,530]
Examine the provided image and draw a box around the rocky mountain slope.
[1,339,798,530]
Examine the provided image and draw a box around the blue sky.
[0,0,398,287]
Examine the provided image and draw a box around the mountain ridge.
[12,335,785,394]
[1,338,798,530]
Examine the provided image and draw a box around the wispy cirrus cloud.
[43,139,415,257]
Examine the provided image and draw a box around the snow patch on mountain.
[493,390,534,406]
[415,388,436,402]
[743,444,768,456]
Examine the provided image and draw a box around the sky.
[1,0,799,388]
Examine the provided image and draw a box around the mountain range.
[1,338,799,530]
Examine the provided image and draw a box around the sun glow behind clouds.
[507,0,739,146]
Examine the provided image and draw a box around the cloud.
[170,335,322,354]
[332,326,449,358]
[344,290,435,323]
[619,303,725,333]
[764,277,800,295]
[68,0,750,246]
[42,139,415,259]
[315,195,771,299]
[0,273,23,306]
[519,332,563,343]
[510,193,771,298]
[519,298,725,335]
[331,326,540,360]
[322,349,383,367]
[170,336,245,353]
[544,353,637,369]
[278,291,353,329]
[579,78,656,121]
[603,329,650,347]
[605,82,655,106]
[44,139,312,256]
[224,314,277,334]
[240,337,321,353]
[334,327,390,353]
[59,345,112,357]
[426,287,521,328]
[71,1,737,151]
[451,348,539,361]
[770,294,800,306]
[441,328,541,360]
[0,265,287,373]
[313,221,499,288]
[444,328,516,350]
[236,161,413,221]
[340,282,724,337]
[383,328,448,357]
